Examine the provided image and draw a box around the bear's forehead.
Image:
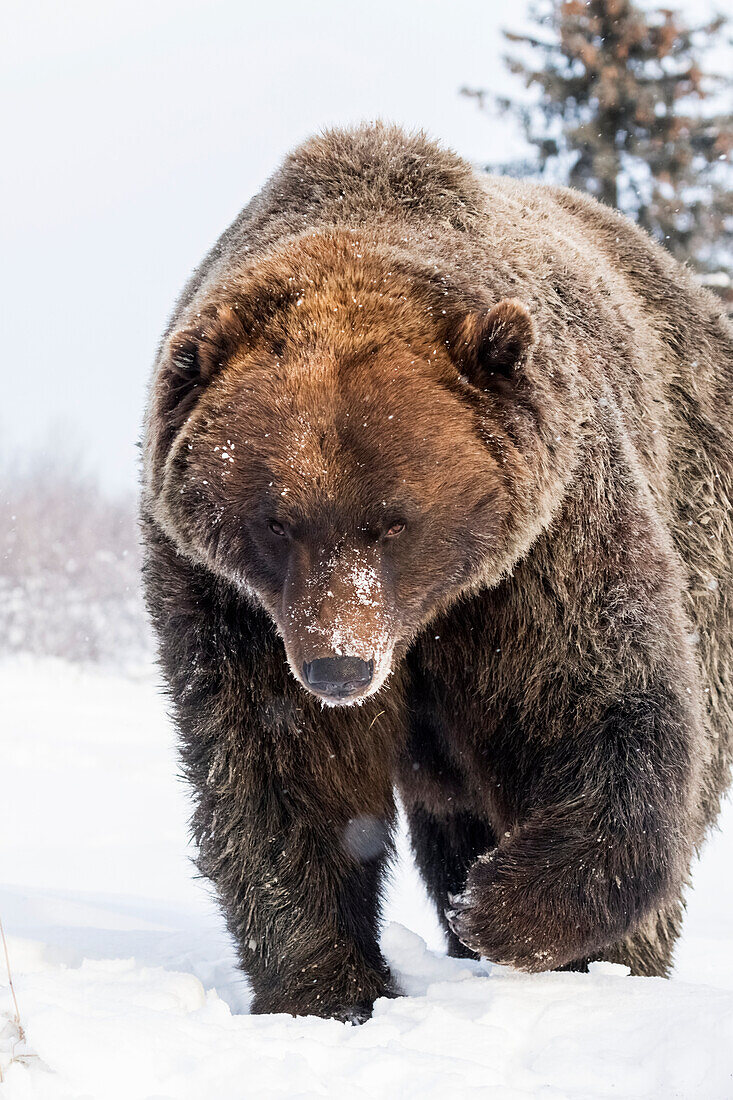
[191,340,489,520]
[219,347,470,445]
[234,383,468,487]
[197,387,470,523]
[234,408,412,508]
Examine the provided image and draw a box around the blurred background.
[1,0,731,667]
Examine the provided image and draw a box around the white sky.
[2,0,729,491]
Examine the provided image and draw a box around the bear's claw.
[445,897,482,954]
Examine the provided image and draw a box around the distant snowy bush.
[0,457,151,666]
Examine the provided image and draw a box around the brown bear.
[141,122,733,1022]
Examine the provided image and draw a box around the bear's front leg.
[184,658,402,1018]
[199,711,399,1022]
[448,680,701,972]
[237,779,396,1021]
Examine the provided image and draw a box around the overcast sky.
[2,0,728,491]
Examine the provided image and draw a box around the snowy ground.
[1,657,732,1098]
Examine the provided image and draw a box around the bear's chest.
[404,615,534,827]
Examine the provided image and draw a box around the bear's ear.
[166,302,245,389]
[448,299,536,386]
[157,303,246,437]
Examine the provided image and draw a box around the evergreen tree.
[463,1,733,302]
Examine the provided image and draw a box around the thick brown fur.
[141,123,733,1020]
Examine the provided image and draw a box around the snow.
[2,656,733,1098]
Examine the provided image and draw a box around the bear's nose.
[303,656,374,699]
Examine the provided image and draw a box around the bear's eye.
[385,521,406,539]
[268,519,287,537]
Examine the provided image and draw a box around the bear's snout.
[279,538,397,703]
[303,655,374,701]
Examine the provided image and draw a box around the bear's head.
[146,233,548,704]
